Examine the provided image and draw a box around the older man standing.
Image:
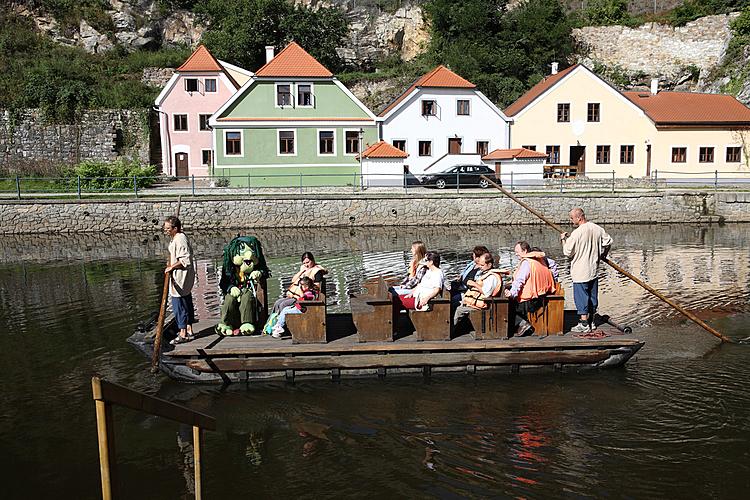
[164,215,197,344]
[560,208,612,333]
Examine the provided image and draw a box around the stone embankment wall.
[1,192,748,234]
[573,14,738,81]
[0,109,149,170]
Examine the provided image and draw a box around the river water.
[1,224,749,499]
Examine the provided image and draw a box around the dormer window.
[298,84,313,106]
[205,79,217,93]
[422,100,436,117]
[277,84,292,106]
[185,78,199,93]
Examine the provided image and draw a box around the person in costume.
[216,236,270,336]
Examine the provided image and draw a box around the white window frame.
[418,139,433,157]
[421,99,437,117]
[199,114,212,132]
[669,145,688,164]
[277,129,297,157]
[587,102,601,122]
[725,144,742,163]
[456,98,471,117]
[698,145,715,164]
[184,78,199,93]
[317,128,336,157]
[297,82,314,108]
[392,138,407,154]
[173,113,188,133]
[201,148,213,166]
[619,144,635,165]
[595,145,611,165]
[275,82,294,108]
[223,129,243,157]
[204,78,217,93]
[475,140,490,156]
[343,129,361,156]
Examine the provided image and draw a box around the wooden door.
[175,153,189,178]
[448,138,462,154]
[646,144,652,177]
[494,161,501,179]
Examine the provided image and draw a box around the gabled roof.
[358,141,409,159]
[254,42,333,78]
[378,65,476,117]
[623,91,750,126]
[503,64,578,117]
[482,148,547,161]
[177,45,224,72]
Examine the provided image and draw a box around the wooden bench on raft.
[527,285,564,336]
[408,289,452,341]
[468,296,511,340]
[351,277,395,342]
[287,277,327,344]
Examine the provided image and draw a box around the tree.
[583,0,630,26]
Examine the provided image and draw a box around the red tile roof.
[254,42,333,78]
[177,45,224,72]
[503,64,578,117]
[482,148,548,161]
[378,65,476,117]
[358,141,408,159]
[623,91,750,125]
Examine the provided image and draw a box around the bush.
[63,159,158,190]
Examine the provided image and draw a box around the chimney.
[551,62,559,75]
[265,45,275,64]
[650,78,659,95]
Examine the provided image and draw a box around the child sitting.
[272,277,318,339]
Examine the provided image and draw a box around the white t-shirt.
[413,267,445,303]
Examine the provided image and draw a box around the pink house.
[154,45,253,177]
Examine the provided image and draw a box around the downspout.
[153,106,172,176]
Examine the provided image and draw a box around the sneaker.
[416,303,430,312]
[271,325,284,338]
[516,321,534,337]
[570,322,591,333]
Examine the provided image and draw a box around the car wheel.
[479,178,489,189]
[435,179,446,189]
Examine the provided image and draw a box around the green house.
[210,42,378,187]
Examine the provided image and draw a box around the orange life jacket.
[462,269,505,309]
[514,257,555,302]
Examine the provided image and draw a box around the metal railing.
[2,169,750,199]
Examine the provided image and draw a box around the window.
[596,145,610,164]
[204,78,217,93]
[476,141,489,156]
[522,145,536,151]
[457,99,470,116]
[587,103,600,122]
[279,130,295,155]
[546,145,560,164]
[421,100,436,116]
[345,131,360,154]
[225,132,241,155]
[277,84,292,106]
[392,140,406,152]
[419,140,432,156]
[620,145,634,164]
[319,130,334,155]
[185,78,199,92]
[557,103,570,122]
[173,114,188,131]
[298,84,313,106]
[727,146,742,163]
[199,114,211,131]
[671,147,687,163]
[201,150,212,166]
[699,147,714,163]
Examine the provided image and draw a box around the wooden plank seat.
[408,290,452,341]
[287,277,327,344]
[468,296,511,340]
[528,286,565,336]
[351,277,395,342]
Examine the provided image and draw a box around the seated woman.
[271,277,318,339]
[391,241,427,295]
[287,251,327,298]
[394,251,444,311]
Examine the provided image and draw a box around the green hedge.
[62,159,158,190]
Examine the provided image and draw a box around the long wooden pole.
[193,426,203,500]
[151,196,183,372]
[482,175,733,344]
[94,399,116,500]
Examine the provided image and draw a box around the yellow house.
[505,64,750,179]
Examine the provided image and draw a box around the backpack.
[263,312,280,335]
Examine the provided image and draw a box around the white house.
[358,140,408,187]
[482,148,548,186]
[377,65,512,175]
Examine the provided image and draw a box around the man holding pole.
[164,215,197,344]
[560,208,612,333]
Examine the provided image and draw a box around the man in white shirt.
[560,207,612,333]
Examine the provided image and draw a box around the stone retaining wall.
[1,192,747,234]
